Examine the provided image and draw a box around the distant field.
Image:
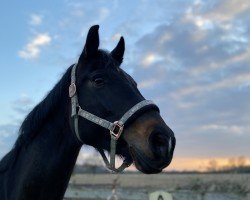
[64,173,250,200]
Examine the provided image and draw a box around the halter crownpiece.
[69,63,159,172]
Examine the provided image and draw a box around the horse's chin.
[129,147,164,174]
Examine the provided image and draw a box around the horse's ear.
[111,36,125,64]
[79,25,99,61]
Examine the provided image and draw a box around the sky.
[0,0,249,171]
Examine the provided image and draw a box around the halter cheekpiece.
[69,64,158,172]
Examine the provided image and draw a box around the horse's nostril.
[151,133,167,146]
[149,131,170,158]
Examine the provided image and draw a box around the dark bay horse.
[0,25,175,200]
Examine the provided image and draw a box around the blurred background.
[0,0,250,199]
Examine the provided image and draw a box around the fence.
[64,173,250,200]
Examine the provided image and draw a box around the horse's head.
[72,25,175,174]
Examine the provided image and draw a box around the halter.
[69,64,158,172]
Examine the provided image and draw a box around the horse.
[0,25,176,200]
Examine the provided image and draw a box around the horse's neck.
[6,105,81,200]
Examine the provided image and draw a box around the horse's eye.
[93,77,105,87]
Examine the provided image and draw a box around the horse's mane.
[17,65,73,146]
[0,65,73,172]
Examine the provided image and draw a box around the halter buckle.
[110,121,123,140]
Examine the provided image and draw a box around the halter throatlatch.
[69,64,158,172]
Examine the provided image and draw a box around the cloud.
[127,0,250,159]
[62,2,110,26]
[173,73,250,97]
[203,0,250,22]
[195,124,250,135]
[13,94,33,106]
[98,7,110,21]
[12,94,34,116]
[30,14,43,26]
[138,78,160,89]
[0,95,33,159]
[112,33,122,41]
[0,124,18,159]
[18,33,51,60]
[141,53,165,67]
[0,124,18,138]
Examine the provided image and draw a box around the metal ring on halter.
[69,83,76,98]
[110,121,124,140]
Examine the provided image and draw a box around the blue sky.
[0,0,250,170]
